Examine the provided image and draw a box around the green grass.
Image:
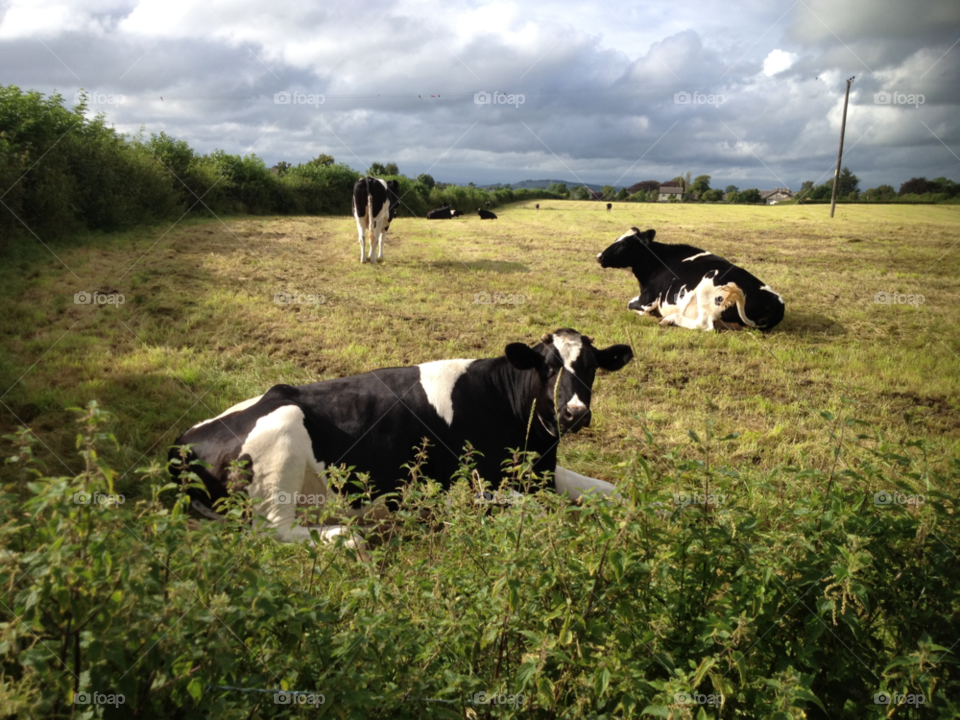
[1,202,959,495]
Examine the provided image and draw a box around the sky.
[1,0,958,191]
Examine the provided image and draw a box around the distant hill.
[481,179,628,192]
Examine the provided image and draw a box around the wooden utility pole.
[830,76,855,218]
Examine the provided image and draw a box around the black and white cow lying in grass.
[352,177,400,263]
[596,227,785,331]
[426,205,464,219]
[170,329,633,544]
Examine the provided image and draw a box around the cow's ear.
[641,229,656,243]
[595,344,633,371]
[505,343,544,371]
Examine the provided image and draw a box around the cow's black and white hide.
[596,227,785,331]
[535,203,540,211]
[478,208,498,219]
[427,205,463,219]
[606,203,612,212]
[352,177,400,263]
[170,329,633,545]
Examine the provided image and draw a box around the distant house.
[658,186,684,202]
[760,187,794,205]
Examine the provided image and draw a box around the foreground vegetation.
[1,401,956,718]
[1,191,958,716]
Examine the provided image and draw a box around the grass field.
[1,201,958,494]
[3,201,959,718]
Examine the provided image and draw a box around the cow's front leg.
[376,230,385,262]
[554,466,621,502]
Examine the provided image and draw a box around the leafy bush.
[1,403,958,718]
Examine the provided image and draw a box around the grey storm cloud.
[1,0,957,190]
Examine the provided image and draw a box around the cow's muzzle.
[560,407,591,433]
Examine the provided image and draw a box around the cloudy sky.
[1,0,958,190]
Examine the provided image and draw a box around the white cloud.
[761,49,798,76]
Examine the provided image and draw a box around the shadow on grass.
[778,311,846,335]
[428,260,530,273]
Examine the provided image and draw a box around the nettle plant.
[0,402,957,718]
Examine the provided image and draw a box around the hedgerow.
[1,403,957,718]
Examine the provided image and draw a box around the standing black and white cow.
[606,203,612,212]
[352,177,400,263]
[478,208,498,220]
[170,329,633,543]
[596,227,785,331]
[535,203,540,211]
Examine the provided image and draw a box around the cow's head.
[505,328,633,435]
[595,227,657,269]
[385,180,401,228]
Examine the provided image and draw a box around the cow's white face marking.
[682,251,712,262]
[192,394,264,430]
[615,230,635,243]
[418,359,475,426]
[567,393,587,411]
[761,285,784,304]
[551,334,583,373]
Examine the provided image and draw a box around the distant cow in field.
[352,177,400,263]
[485,201,492,209]
[170,329,633,544]
[535,203,540,211]
[596,227,785,331]
[427,206,463,219]
[478,208,498,220]
[606,203,612,212]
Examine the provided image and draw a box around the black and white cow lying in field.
[478,208,498,219]
[596,227,785,331]
[426,206,463,219]
[352,177,400,263]
[170,329,633,544]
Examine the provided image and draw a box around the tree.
[306,154,335,167]
[811,184,833,200]
[798,181,815,199]
[740,188,762,203]
[724,185,739,194]
[898,177,936,196]
[670,175,686,191]
[691,175,711,195]
[836,167,860,196]
[726,191,741,203]
[702,189,722,202]
[367,162,388,176]
[550,183,568,197]
[574,185,593,200]
[628,180,660,194]
[930,177,959,197]
[272,161,291,176]
[600,185,616,200]
[616,187,629,201]
[862,184,896,202]
[417,173,436,190]
[384,162,399,175]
